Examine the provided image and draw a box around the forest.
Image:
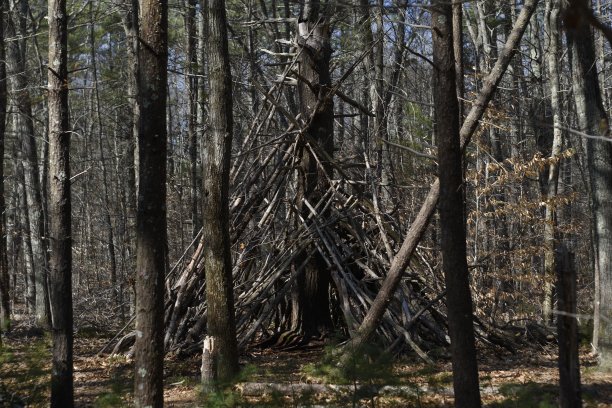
[0,0,611,406]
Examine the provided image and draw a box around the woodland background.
[0,0,611,406]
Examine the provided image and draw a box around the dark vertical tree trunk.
[133,0,168,405]
[48,0,73,405]
[0,0,10,334]
[432,1,482,407]
[565,0,612,369]
[202,0,239,383]
[292,0,334,340]
[556,246,582,408]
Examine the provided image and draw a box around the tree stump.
[201,336,217,392]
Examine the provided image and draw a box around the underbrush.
[0,334,50,407]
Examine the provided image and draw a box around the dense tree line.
[0,0,610,406]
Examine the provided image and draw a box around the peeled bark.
[48,0,73,405]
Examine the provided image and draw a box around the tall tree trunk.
[565,0,612,369]
[373,0,388,203]
[17,163,35,314]
[292,0,334,339]
[7,0,50,328]
[542,0,564,327]
[89,3,119,309]
[185,0,200,239]
[556,247,582,408]
[0,0,10,334]
[356,0,373,153]
[133,0,168,405]
[48,0,73,404]
[197,0,207,164]
[453,0,464,121]
[432,1,481,406]
[202,0,239,382]
[117,0,139,316]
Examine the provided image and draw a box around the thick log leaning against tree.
[338,0,539,365]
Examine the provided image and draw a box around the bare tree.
[48,0,73,405]
[115,0,139,315]
[185,0,200,239]
[542,0,564,329]
[202,0,239,382]
[565,0,612,369]
[133,0,168,405]
[7,0,50,328]
[432,1,481,406]
[0,0,10,335]
[292,0,335,339]
[88,2,119,310]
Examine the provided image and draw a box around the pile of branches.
[163,112,451,360]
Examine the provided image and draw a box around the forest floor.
[1,321,611,407]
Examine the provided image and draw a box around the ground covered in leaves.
[1,323,611,407]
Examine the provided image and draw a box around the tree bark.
[291,0,335,339]
[565,0,612,369]
[542,0,564,327]
[0,0,10,335]
[185,0,200,239]
[133,0,168,405]
[116,0,139,316]
[7,0,50,328]
[16,164,35,314]
[89,3,119,309]
[555,246,582,408]
[453,0,464,121]
[432,1,481,406]
[203,0,240,382]
[48,0,73,405]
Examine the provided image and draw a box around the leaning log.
[339,0,540,364]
